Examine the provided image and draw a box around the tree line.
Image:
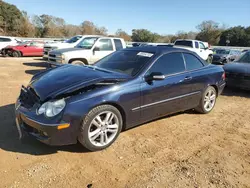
[0,1,250,46]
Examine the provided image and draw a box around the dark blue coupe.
[15,47,226,151]
[224,51,250,90]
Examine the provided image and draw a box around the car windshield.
[236,52,250,63]
[65,36,82,43]
[76,37,99,49]
[216,49,230,54]
[94,50,154,76]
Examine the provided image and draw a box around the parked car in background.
[48,36,126,66]
[212,49,241,64]
[224,51,250,90]
[241,49,249,53]
[0,36,20,51]
[15,46,225,151]
[1,42,44,57]
[174,39,214,63]
[43,35,84,59]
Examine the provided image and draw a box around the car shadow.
[25,69,46,75]
[0,104,89,155]
[33,58,45,61]
[23,62,48,68]
[222,87,250,98]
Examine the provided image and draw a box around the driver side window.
[96,39,114,51]
[147,52,185,76]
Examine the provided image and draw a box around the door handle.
[184,76,192,81]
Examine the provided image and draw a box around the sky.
[4,0,250,35]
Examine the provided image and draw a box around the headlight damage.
[37,98,66,117]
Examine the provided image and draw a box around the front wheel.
[12,51,21,57]
[78,105,123,151]
[71,60,86,66]
[206,56,213,64]
[195,86,217,114]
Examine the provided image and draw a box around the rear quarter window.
[114,39,123,50]
[174,41,193,48]
[183,53,204,70]
[0,37,11,42]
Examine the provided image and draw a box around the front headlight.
[37,99,66,117]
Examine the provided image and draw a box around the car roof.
[125,46,193,54]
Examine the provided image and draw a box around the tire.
[195,86,217,114]
[206,56,212,64]
[71,60,86,66]
[78,105,123,151]
[12,51,21,57]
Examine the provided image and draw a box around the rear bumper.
[225,78,250,90]
[218,82,226,95]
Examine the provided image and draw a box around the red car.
[1,42,44,57]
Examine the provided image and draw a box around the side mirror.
[145,72,165,82]
[24,45,27,47]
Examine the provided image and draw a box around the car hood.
[50,47,86,55]
[3,45,25,49]
[29,65,129,102]
[223,62,250,73]
[214,54,228,58]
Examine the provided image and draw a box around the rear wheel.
[195,86,217,114]
[12,51,21,57]
[78,105,123,151]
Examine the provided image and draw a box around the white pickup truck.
[174,39,213,63]
[0,36,20,51]
[47,36,126,66]
[43,35,85,59]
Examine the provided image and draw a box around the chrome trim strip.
[219,83,226,87]
[132,91,201,111]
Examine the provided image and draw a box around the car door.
[90,39,115,63]
[29,43,43,56]
[0,37,11,50]
[20,43,34,56]
[198,42,207,60]
[182,52,207,106]
[140,52,195,122]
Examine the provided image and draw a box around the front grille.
[44,47,52,52]
[49,54,56,58]
[19,86,40,109]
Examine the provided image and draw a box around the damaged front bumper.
[15,100,77,146]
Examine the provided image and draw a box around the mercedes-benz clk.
[15,46,226,151]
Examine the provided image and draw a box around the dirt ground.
[0,57,249,188]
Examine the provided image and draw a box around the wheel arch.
[93,102,127,131]
[209,84,219,97]
[69,58,88,65]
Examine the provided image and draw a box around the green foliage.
[0,1,24,36]
[219,26,250,47]
[131,29,159,42]
[115,29,131,41]
[195,20,223,45]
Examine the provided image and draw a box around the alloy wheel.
[88,111,119,147]
[203,89,216,111]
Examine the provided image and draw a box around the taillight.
[222,72,226,80]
